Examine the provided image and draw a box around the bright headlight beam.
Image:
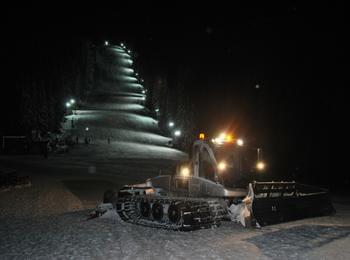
[256,162,265,171]
[180,167,190,177]
[218,161,226,171]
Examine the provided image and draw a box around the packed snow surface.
[63,44,179,150]
[1,154,350,259]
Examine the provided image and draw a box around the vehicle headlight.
[256,162,266,171]
[218,161,227,171]
[180,167,190,177]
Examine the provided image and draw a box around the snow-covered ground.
[2,159,348,258]
[1,154,350,259]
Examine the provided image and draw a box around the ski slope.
[63,45,186,160]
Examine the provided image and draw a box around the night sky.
[2,3,345,188]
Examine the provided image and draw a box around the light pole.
[70,99,76,113]
[66,98,77,128]
[255,148,266,172]
[155,108,160,118]
[65,99,76,113]
[247,147,262,161]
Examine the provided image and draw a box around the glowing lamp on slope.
[174,130,181,137]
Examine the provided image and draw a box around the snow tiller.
[113,140,334,230]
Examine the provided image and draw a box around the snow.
[66,110,159,133]
[1,204,349,259]
[1,155,350,259]
[247,224,350,259]
[228,202,251,227]
[62,44,180,152]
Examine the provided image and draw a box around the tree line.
[1,38,95,136]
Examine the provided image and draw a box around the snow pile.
[228,202,251,227]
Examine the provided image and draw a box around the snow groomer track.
[117,195,225,231]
